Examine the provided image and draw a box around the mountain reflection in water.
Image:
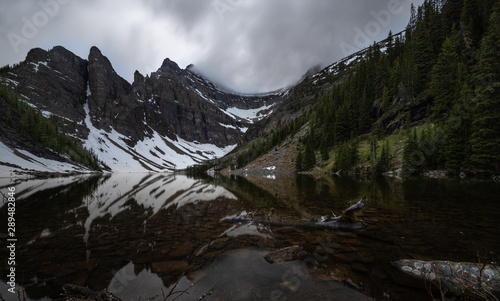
[1,173,499,300]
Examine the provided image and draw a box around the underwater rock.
[393,259,500,300]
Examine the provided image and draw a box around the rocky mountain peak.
[1,45,288,172]
[134,70,145,83]
[160,58,182,75]
[87,46,144,141]
[89,46,103,58]
[26,47,49,62]
[88,46,114,73]
[5,46,89,137]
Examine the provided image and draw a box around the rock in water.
[264,245,307,264]
[392,259,500,300]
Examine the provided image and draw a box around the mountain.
[2,0,499,177]
[200,0,500,176]
[0,46,289,174]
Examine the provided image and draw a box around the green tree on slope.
[470,5,500,172]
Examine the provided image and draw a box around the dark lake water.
[1,173,499,300]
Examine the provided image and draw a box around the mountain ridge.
[0,45,290,174]
[2,0,499,176]
[208,0,500,177]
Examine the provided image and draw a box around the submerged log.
[223,196,368,231]
[393,259,500,300]
[342,195,367,221]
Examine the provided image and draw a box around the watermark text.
[6,186,17,294]
[7,0,72,54]
[340,0,404,56]
[212,0,246,21]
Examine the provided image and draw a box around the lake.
[1,173,499,300]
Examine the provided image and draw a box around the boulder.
[393,259,500,300]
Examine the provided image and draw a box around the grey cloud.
[0,0,424,93]
[144,0,214,31]
[177,0,424,92]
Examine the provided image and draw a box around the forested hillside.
[0,86,102,171]
[211,0,500,176]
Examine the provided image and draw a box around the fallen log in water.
[392,259,500,300]
[223,196,368,231]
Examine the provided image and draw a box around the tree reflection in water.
[1,173,499,300]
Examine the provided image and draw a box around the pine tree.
[444,79,474,173]
[470,5,500,172]
[334,104,351,144]
[375,53,391,98]
[408,3,417,29]
[370,137,377,170]
[388,57,402,97]
[430,36,460,118]
[419,126,431,170]
[419,125,446,170]
[303,135,317,170]
[413,18,437,93]
[442,0,463,30]
[461,0,484,48]
[296,150,303,172]
[381,86,391,115]
[402,129,423,175]
[333,139,359,172]
[386,30,395,62]
[376,140,392,172]
[358,90,372,134]
[320,134,329,161]
[401,36,417,101]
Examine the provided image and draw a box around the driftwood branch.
[340,195,367,222]
[223,196,368,231]
[342,196,367,217]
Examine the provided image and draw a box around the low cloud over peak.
[0,0,424,93]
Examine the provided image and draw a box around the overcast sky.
[0,0,424,93]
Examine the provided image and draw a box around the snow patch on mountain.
[31,61,48,73]
[82,103,236,172]
[0,141,89,177]
[222,103,275,123]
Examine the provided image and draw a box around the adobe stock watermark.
[212,0,246,21]
[340,0,404,56]
[7,0,73,54]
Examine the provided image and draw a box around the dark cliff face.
[131,58,248,146]
[5,46,90,136]
[87,46,146,143]
[1,46,288,150]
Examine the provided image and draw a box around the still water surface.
[1,173,499,300]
